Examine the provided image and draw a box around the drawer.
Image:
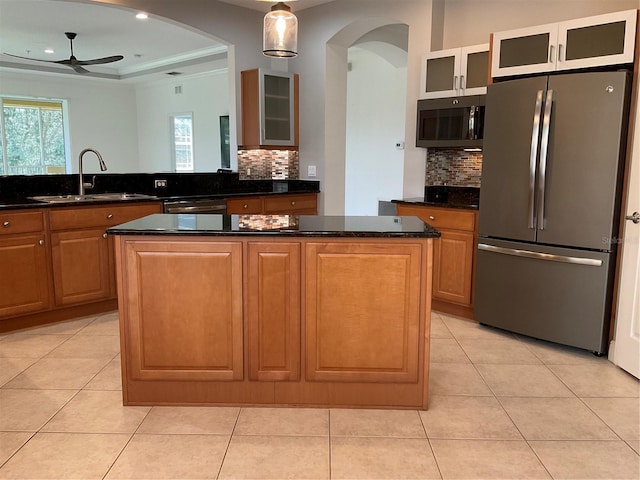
[49,202,161,230]
[264,194,317,214]
[0,210,45,235]
[227,197,263,214]
[396,205,476,232]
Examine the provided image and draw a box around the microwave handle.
[468,106,476,140]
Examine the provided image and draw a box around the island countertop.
[107,214,441,238]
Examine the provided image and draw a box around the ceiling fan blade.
[76,55,124,66]
[71,65,90,74]
[2,52,57,63]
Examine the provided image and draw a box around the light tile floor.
[0,310,638,480]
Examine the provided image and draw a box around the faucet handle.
[83,175,97,190]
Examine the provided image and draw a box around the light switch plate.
[308,165,317,177]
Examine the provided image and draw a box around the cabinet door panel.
[122,240,243,381]
[492,23,557,77]
[0,234,50,317]
[305,242,422,383]
[557,10,636,71]
[433,230,474,305]
[51,229,111,306]
[462,46,489,94]
[248,242,300,381]
[420,48,460,99]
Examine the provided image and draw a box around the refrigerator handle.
[528,90,544,229]
[478,243,603,267]
[537,89,554,231]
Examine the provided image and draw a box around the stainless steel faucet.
[78,148,107,195]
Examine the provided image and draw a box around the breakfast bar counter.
[108,214,439,409]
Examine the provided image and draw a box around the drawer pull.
[243,204,248,209]
[429,216,435,221]
[291,201,296,206]
[38,239,44,245]
[2,221,9,227]
[107,214,114,219]
[103,233,108,239]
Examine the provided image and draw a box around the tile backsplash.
[237,149,299,180]
[425,148,482,187]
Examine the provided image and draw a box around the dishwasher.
[163,198,227,214]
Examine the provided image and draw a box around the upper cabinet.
[420,44,489,99]
[492,10,637,78]
[241,68,299,148]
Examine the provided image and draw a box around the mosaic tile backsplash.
[237,149,299,180]
[425,148,483,187]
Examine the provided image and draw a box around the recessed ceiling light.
[135,12,148,20]
[44,48,55,54]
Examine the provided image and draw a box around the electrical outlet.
[154,179,167,188]
[308,165,317,177]
[395,141,405,150]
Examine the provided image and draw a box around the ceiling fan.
[3,32,124,74]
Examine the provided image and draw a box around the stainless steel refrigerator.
[475,70,631,354]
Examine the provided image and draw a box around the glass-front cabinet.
[241,68,298,147]
[420,44,489,99]
[492,10,637,78]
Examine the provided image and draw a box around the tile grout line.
[214,406,242,479]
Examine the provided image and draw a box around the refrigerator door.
[536,71,630,250]
[474,238,613,353]
[478,76,548,242]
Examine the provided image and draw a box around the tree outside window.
[0,98,68,175]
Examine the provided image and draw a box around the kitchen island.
[108,214,439,409]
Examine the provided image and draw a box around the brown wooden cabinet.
[0,210,51,317]
[114,235,433,408]
[49,203,161,306]
[241,68,299,148]
[120,239,244,382]
[247,242,300,381]
[226,193,317,215]
[396,204,477,318]
[0,202,162,332]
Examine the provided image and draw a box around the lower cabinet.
[121,239,244,382]
[0,233,50,317]
[0,202,162,330]
[226,193,317,215]
[396,204,477,318]
[114,236,433,408]
[51,229,111,305]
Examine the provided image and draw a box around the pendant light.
[263,2,298,58]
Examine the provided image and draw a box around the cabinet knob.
[429,215,435,221]
[107,214,114,219]
[291,201,296,206]
[2,221,9,227]
[38,239,44,245]
[103,233,108,239]
[243,204,248,209]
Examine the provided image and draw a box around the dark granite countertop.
[0,173,320,210]
[107,214,440,238]
[392,186,479,210]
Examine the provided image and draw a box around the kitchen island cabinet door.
[433,229,474,305]
[0,234,51,317]
[119,238,244,382]
[247,242,300,381]
[305,241,423,383]
[51,229,111,306]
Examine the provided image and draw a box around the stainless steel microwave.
[416,96,485,148]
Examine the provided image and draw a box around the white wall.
[0,70,139,173]
[345,47,406,215]
[136,70,229,173]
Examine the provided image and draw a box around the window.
[171,113,194,172]
[0,97,68,175]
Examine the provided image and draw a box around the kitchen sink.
[30,193,158,204]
